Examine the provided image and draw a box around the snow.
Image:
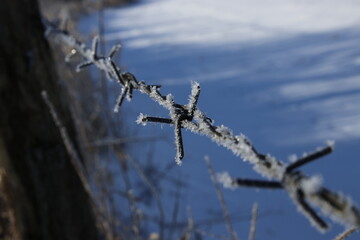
[78,0,360,239]
[105,0,360,47]
[97,0,360,145]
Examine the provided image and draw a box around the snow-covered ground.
[79,0,360,239]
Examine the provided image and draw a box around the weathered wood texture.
[0,0,98,239]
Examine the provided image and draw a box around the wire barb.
[138,116,173,125]
[295,189,329,231]
[113,73,137,111]
[108,44,121,59]
[109,61,123,83]
[174,116,184,165]
[114,86,129,112]
[233,178,283,189]
[91,35,99,59]
[286,145,333,173]
[187,82,201,118]
[76,60,93,72]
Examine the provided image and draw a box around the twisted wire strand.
[43,19,360,232]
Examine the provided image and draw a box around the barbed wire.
[43,18,360,233]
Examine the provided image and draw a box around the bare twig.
[41,91,117,240]
[169,174,182,240]
[178,206,195,240]
[43,20,360,232]
[248,203,258,240]
[142,208,279,230]
[333,227,358,240]
[205,156,238,240]
[126,155,165,240]
[118,152,142,239]
[127,190,142,238]
[41,91,91,194]
[90,135,167,147]
[193,229,229,240]
[186,206,195,236]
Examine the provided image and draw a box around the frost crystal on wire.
[301,175,323,195]
[114,86,128,112]
[136,113,148,126]
[187,81,200,117]
[217,172,236,190]
[108,44,121,59]
[174,116,184,165]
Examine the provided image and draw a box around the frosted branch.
[43,19,360,232]
[248,203,258,240]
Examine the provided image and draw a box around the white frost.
[136,113,148,126]
[217,172,235,190]
[301,175,323,195]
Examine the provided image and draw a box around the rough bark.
[0,0,98,239]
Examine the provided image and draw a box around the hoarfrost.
[326,140,336,149]
[136,113,148,126]
[188,81,200,116]
[288,154,298,163]
[254,155,285,180]
[217,172,236,190]
[309,191,360,227]
[301,175,323,195]
[174,116,184,165]
[114,86,128,112]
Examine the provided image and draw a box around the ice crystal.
[301,175,323,195]
[136,113,148,126]
[217,172,236,190]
